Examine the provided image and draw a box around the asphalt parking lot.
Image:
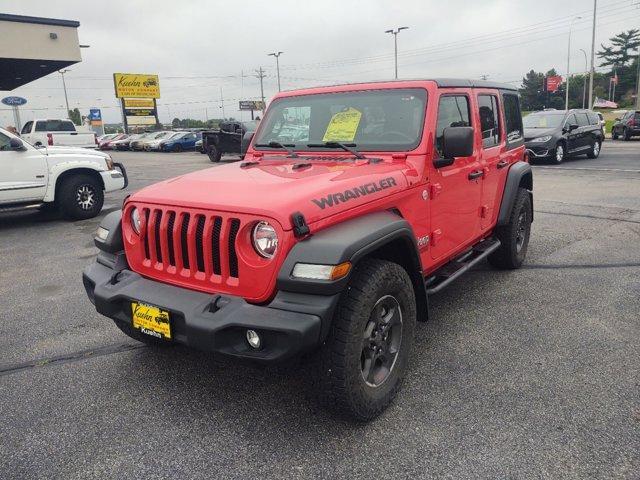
[1,142,639,479]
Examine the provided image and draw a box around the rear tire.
[58,174,104,220]
[173,144,183,153]
[114,321,172,348]
[208,145,222,162]
[587,139,601,159]
[488,187,532,270]
[316,258,416,421]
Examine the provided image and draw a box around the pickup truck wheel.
[317,258,416,421]
[58,174,104,220]
[587,139,601,158]
[208,146,221,162]
[113,321,172,348]
[488,188,532,269]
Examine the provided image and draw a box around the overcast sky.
[1,0,638,126]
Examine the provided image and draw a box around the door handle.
[468,170,484,180]
[497,160,509,169]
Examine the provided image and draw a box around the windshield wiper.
[307,142,365,159]
[254,141,298,158]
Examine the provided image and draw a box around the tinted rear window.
[575,113,589,127]
[503,94,523,143]
[35,120,76,132]
[587,112,599,125]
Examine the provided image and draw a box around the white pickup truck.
[0,127,127,220]
[20,118,97,149]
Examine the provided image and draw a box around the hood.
[524,127,557,140]
[129,155,411,230]
[43,146,109,159]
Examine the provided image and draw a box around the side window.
[435,95,471,156]
[0,132,11,150]
[575,113,589,127]
[565,114,577,127]
[502,94,523,144]
[587,112,599,125]
[634,112,640,122]
[21,121,33,134]
[478,94,501,148]
[35,121,47,132]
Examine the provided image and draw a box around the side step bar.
[425,238,501,295]
[0,202,44,213]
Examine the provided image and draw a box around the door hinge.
[430,229,443,246]
[291,211,310,238]
[480,205,489,218]
[429,183,442,199]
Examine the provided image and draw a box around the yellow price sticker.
[323,107,362,142]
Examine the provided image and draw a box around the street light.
[385,27,409,79]
[59,69,71,115]
[565,16,582,111]
[268,51,283,92]
[579,48,588,108]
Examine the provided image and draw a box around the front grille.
[140,207,242,281]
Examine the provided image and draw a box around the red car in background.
[99,133,128,150]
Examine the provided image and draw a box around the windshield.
[523,113,566,129]
[254,88,427,152]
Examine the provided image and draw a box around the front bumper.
[525,142,553,158]
[100,162,128,192]
[83,258,337,363]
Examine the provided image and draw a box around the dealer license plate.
[131,302,171,340]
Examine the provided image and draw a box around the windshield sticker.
[312,177,397,209]
[323,107,362,142]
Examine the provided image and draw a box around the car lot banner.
[545,75,562,93]
[113,73,160,98]
[127,115,157,126]
[124,98,155,108]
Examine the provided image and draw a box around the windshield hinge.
[291,211,310,238]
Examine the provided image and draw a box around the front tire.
[317,258,416,421]
[488,187,532,269]
[173,144,182,153]
[612,129,619,140]
[587,139,601,159]
[552,142,565,164]
[208,145,222,162]
[58,174,104,220]
[623,128,631,141]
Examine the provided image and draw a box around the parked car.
[523,109,604,163]
[596,112,606,134]
[21,119,97,149]
[132,131,170,151]
[99,133,127,150]
[112,133,148,151]
[195,138,205,153]
[611,110,640,140]
[145,132,181,151]
[202,120,259,162]
[97,134,117,143]
[161,132,202,152]
[83,78,533,421]
[0,127,127,219]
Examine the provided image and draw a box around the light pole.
[580,48,588,108]
[268,52,283,92]
[385,27,409,79]
[59,69,71,116]
[588,0,597,109]
[565,16,582,111]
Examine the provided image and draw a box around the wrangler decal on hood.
[312,177,397,209]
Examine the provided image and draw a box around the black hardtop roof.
[280,78,519,93]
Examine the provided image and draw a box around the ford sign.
[1,96,27,106]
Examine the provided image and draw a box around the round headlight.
[130,207,141,234]
[252,221,278,258]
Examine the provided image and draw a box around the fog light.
[96,226,109,241]
[246,329,261,349]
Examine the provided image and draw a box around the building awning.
[0,14,82,91]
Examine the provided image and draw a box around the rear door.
[429,90,483,261]
[574,112,591,151]
[564,114,580,152]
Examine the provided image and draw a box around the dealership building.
[0,13,82,91]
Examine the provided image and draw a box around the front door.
[429,91,483,262]
[0,132,48,204]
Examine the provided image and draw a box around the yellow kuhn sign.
[113,73,160,98]
[123,98,155,108]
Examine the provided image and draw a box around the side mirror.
[566,123,578,132]
[9,137,25,151]
[434,126,474,168]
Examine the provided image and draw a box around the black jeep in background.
[611,110,640,141]
[524,109,604,164]
[202,120,259,162]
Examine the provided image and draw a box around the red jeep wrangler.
[83,79,532,420]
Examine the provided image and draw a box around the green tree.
[597,29,640,67]
[68,108,81,125]
[519,70,545,111]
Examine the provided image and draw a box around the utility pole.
[588,0,597,109]
[219,87,225,119]
[580,48,588,108]
[565,16,582,111]
[385,27,409,79]
[636,50,640,109]
[268,52,283,92]
[59,69,71,117]
[612,64,618,102]
[255,67,266,114]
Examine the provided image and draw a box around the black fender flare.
[497,161,533,226]
[94,210,123,253]
[277,211,429,326]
